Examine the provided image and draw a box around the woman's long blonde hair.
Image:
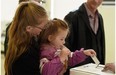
[5,1,47,75]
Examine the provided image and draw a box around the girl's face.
[49,29,68,49]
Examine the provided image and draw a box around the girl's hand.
[83,49,96,56]
[59,46,71,64]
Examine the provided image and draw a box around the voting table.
[70,63,114,75]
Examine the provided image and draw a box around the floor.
[1,54,5,75]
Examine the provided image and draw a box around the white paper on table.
[70,63,114,75]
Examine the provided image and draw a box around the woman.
[4,1,48,75]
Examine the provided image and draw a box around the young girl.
[39,18,96,75]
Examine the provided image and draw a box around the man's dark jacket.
[64,3,105,75]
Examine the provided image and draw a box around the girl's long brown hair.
[5,1,47,75]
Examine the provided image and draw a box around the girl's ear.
[48,35,53,42]
[26,26,33,32]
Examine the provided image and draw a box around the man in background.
[64,0,105,67]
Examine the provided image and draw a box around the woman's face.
[33,19,48,36]
[26,18,48,36]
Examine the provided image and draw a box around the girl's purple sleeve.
[68,50,88,67]
[41,57,63,75]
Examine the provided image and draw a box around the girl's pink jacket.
[40,44,87,75]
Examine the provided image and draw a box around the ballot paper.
[91,55,100,67]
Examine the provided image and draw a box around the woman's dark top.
[12,38,41,75]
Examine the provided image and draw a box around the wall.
[1,0,18,21]
[51,0,86,19]
[98,5,115,63]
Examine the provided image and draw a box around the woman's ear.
[26,26,32,32]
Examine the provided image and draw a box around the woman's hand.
[83,49,96,56]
